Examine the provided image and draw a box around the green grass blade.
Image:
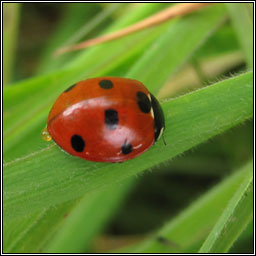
[127,4,226,94]
[3,200,78,253]
[3,71,252,220]
[59,4,123,47]
[59,3,170,69]
[3,3,21,85]
[36,3,101,74]
[198,161,253,253]
[45,179,134,253]
[37,4,123,74]
[3,3,166,106]
[225,3,253,69]
[228,219,253,253]
[4,178,135,253]
[128,160,252,253]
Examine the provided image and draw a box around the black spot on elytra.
[137,91,151,113]
[105,109,118,130]
[121,142,133,155]
[99,79,113,89]
[64,83,77,92]
[71,135,85,152]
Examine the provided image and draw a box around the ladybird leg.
[162,133,167,146]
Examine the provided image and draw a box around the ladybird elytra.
[45,77,165,162]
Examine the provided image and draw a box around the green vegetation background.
[3,3,253,253]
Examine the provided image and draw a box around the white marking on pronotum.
[148,93,154,119]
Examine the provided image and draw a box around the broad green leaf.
[199,161,253,253]
[3,71,253,221]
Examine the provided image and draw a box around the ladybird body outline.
[46,77,165,162]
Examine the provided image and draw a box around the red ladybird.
[44,77,165,162]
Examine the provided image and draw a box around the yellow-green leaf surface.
[4,72,253,220]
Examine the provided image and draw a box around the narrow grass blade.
[127,4,226,94]
[199,161,253,253]
[37,4,124,74]
[3,200,78,253]
[3,3,166,109]
[228,219,253,253]
[225,3,253,69]
[45,179,134,253]
[128,160,252,253]
[3,3,21,85]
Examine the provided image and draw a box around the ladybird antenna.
[162,134,167,146]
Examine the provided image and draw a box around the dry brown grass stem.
[55,3,213,56]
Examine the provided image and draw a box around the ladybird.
[44,77,165,162]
